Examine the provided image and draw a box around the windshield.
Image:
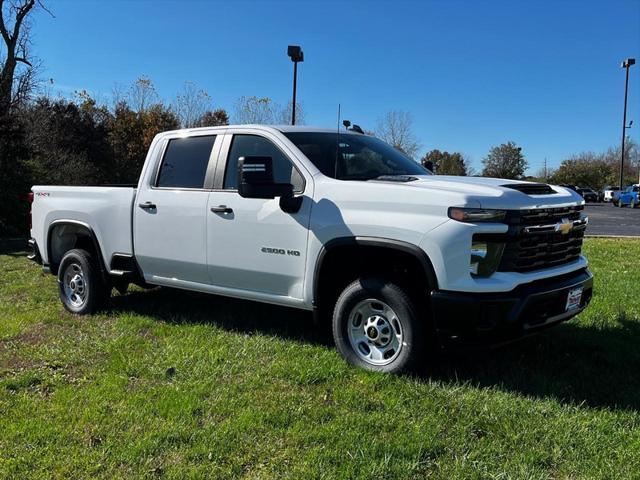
[284,132,430,181]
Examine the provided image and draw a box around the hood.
[370,175,583,210]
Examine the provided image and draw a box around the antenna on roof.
[335,104,341,179]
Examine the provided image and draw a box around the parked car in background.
[604,186,620,203]
[577,188,598,203]
[560,184,579,192]
[617,185,640,208]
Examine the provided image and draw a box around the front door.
[206,132,312,299]
[134,134,220,285]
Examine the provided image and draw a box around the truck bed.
[30,186,137,272]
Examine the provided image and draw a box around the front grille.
[497,206,586,273]
[505,205,583,225]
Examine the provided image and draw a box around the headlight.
[448,207,506,223]
[470,240,505,277]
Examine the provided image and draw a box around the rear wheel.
[332,277,425,373]
[58,249,107,315]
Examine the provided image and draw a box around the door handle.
[210,205,233,214]
[138,201,156,210]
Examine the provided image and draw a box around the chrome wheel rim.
[347,299,404,366]
[62,263,87,308]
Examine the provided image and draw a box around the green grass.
[1,238,639,479]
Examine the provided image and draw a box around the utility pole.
[619,58,635,188]
[544,157,548,180]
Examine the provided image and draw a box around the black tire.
[57,248,106,315]
[332,277,425,373]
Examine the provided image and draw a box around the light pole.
[287,45,304,125]
[619,58,635,189]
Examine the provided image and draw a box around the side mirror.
[238,156,293,199]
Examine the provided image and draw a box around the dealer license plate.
[565,287,583,312]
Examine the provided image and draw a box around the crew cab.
[29,125,593,373]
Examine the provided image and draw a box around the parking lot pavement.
[584,203,640,237]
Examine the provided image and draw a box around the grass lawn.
[1,238,639,479]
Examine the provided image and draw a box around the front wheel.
[332,277,425,373]
[58,249,106,315]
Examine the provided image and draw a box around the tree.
[109,99,179,184]
[173,81,212,128]
[481,141,527,179]
[421,149,468,175]
[22,96,114,186]
[0,110,30,235]
[549,154,610,189]
[277,100,304,125]
[233,96,277,124]
[197,108,229,127]
[375,110,421,159]
[233,96,305,125]
[548,139,638,189]
[0,0,40,115]
[127,76,158,114]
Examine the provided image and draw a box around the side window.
[156,135,216,189]
[223,135,304,191]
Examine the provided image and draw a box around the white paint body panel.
[31,125,588,311]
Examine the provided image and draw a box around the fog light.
[470,241,504,277]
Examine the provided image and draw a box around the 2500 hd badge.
[261,247,301,257]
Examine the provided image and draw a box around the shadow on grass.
[109,287,640,411]
[427,316,640,411]
[109,287,322,345]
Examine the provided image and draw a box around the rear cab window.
[156,135,217,189]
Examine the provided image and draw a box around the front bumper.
[430,268,593,348]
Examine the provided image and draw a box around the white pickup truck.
[29,125,593,373]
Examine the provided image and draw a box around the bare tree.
[173,81,212,128]
[233,96,278,124]
[375,110,421,159]
[278,100,305,125]
[0,0,43,115]
[128,76,158,114]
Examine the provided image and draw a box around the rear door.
[134,133,222,284]
[206,130,312,299]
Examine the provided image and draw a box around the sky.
[32,0,640,174]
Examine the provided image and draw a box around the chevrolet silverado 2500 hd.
[29,125,593,373]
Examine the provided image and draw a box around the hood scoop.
[502,183,556,195]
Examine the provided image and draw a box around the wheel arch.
[46,220,107,276]
[312,236,439,310]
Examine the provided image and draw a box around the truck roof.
[157,125,363,137]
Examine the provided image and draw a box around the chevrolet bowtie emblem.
[555,218,574,235]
